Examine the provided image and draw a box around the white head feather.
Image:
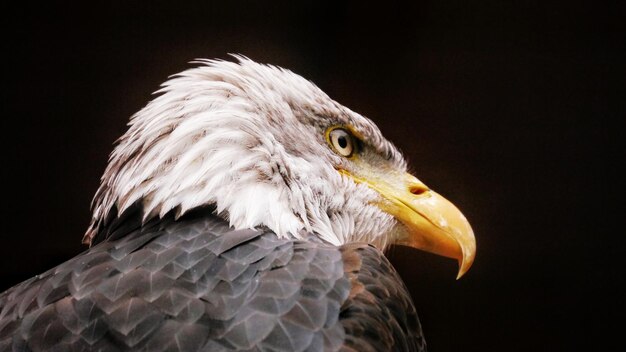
[85,57,408,248]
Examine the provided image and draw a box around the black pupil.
[337,135,348,149]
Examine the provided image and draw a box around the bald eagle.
[0,57,475,351]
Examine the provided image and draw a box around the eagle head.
[85,57,475,278]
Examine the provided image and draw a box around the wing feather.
[0,210,425,351]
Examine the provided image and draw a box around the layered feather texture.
[86,57,407,248]
[1,212,424,351]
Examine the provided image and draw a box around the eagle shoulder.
[0,211,424,351]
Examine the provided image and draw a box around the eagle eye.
[328,128,356,157]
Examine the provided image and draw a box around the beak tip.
[456,260,471,280]
[455,245,475,280]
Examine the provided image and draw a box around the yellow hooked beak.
[339,170,476,279]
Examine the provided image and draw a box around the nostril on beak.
[409,184,429,195]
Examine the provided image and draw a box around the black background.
[2,1,623,350]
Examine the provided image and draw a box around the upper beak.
[340,170,476,279]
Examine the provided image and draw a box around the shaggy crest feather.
[85,56,406,249]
